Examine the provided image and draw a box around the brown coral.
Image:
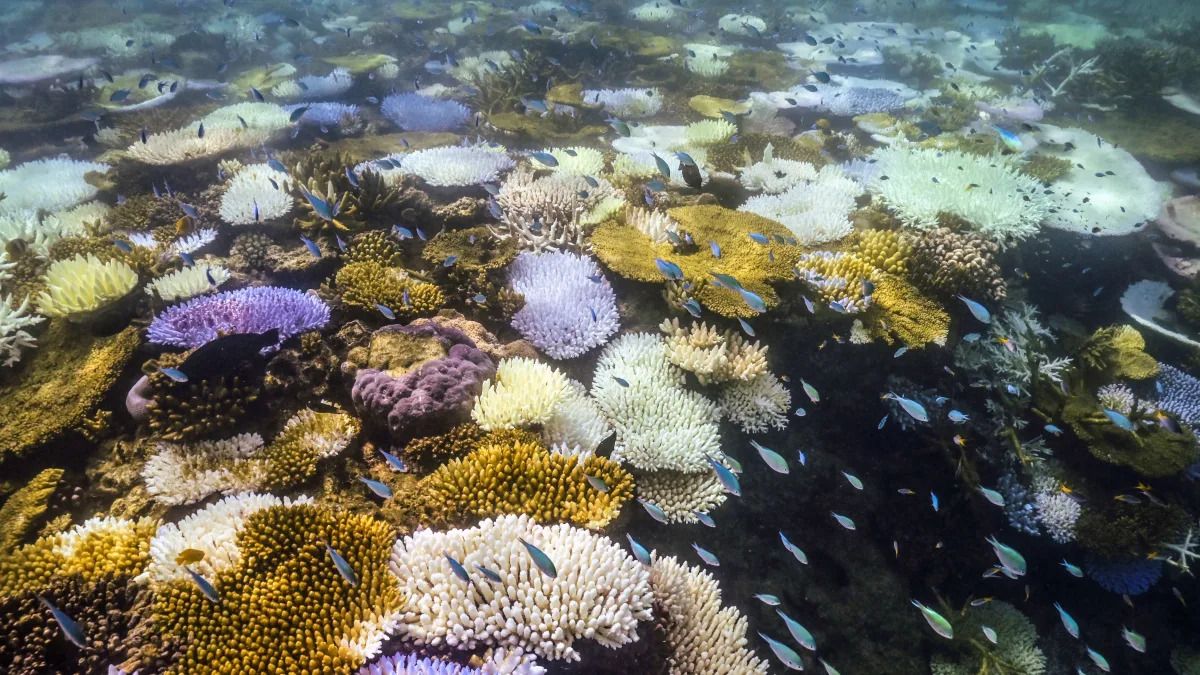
[907,226,1006,303]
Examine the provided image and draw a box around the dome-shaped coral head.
[351,321,495,443]
[146,286,330,351]
[379,93,471,132]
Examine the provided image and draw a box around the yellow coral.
[152,503,403,674]
[400,424,540,471]
[659,317,768,384]
[0,468,63,553]
[420,226,518,272]
[471,357,570,430]
[421,438,633,529]
[1081,325,1159,380]
[868,275,951,348]
[794,251,878,307]
[335,260,445,317]
[0,516,155,598]
[848,228,910,276]
[591,205,802,318]
[346,230,404,267]
[260,409,360,489]
[36,253,138,319]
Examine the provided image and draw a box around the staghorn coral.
[0,293,43,366]
[1077,325,1159,380]
[591,205,802,318]
[907,226,1006,302]
[929,601,1046,675]
[0,468,63,553]
[336,261,445,318]
[648,554,768,675]
[717,373,791,434]
[634,469,726,525]
[35,253,138,321]
[151,502,404,674]
[659,317,768,385]
[420,437,632,529]
[389,514,653,662]
[471,357,571,430]
[0,516,155,598]
[0,323,140,460]
[141,353,262,442]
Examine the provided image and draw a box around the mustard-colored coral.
[421,438,633,529]
[36,253,138,320]
[260,409,360,489]
[0,468,63,553]
[400,423,540,472]
[794,251,879,307]
[335,260,445,317]
[151,503,403,674]
[848,228,910,275]
[868,275,951,348]
[1078,325,1159,380]
[659,317,768,385]
[0,323,140,459]
[420,226,518,272]
[345,230,404,267]
[143,353,262,441]
[591,205,802,318]
[0,516,155,598]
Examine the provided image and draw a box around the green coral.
[0,468,63,553]
[420,226,517,272]
[1018,154,1073,183]
[929,600,1046,675]
[1082,109,1200,163]
[1062,393,1196,477]
[1075,500,1190,559]
[0,323,140,461]
[590,205,802,318]
[1077,325,1159,380]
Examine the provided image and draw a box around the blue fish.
[992,125,1023,152]
[947,410,969,423]
[780,531,808,564]
[529,151,558,167]
[683,298,703,318]
[518,538,557,578]
[755,593,782,606]
[627,534,652,565]
[113,239,133,253]
[376,304,396,320]
[709,272,743,290]
[737,317,755,337]
[325,544,359,586]
[179,251,195,267]
[159,367,189,383]
[1102,408,1136,432]
[443,255,458,267]
[416,227,428,241]
[777,609,817,651]
[393,225,414,240]
[584,473,610,492]
[267,158,288,173]
[652,153,671,178]
[878,415,888,429]
[445,553,471,582]
[378,448,409,472]
[475,564,503,583]
[706,456,741,496]
[646,179,666,192]
[186,567,220,603]
[675,151,697,166]
[692,543,720,567]
[737,287,766,313]
[1044,424,1064,436]
[359,476,393,499]
[957,295,991,324]
[885,393,929,422]
[930,491,940,512]
[748,232,769,245]
[693,510,716,527]
[893,346,908,358]
[709,240,721,258]
[301,190,339,222]
[638,497,669,524]
[38,596,87,648]
[752,440,789,474]
[831,512,856,530]
[613,376,630,387]
[519,19,543,33]
[654,258,683,280]
[802,296,815,314]
[796,449,807,466]
[299,235,321,258]
[759,631,805,671]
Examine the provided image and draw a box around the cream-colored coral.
[472,357,571,430]
[684,119,736,146]
[718,373,791,434]
[35,253,137,319]
[625,207,679,244]
[145,263,230,302]
[126,126,271,165]
[635,469,726,524]
[659,317,768,385]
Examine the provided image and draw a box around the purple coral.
[1156,363,1200,427]
[351,322,495,440]
[285,102,361,128]
[147,286,330,349]
[507,251,620,360]
[357,653,484,675]
[380,93,471,132]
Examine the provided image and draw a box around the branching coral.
[0,468,62,553]
[218,163,295,225]
[380,93,471,132]
[634,469,726,524]
[151,501,404,674]
[869,275,951,348]
[591,205,802,318]
[0,516,155,598]
[929,601,1046,675]
[35,253,138,320]
[717,373,791,434]
[389,514,653,661]
[489,168,623,252]
[907,226,1005,302]
[648,555,768,674]
[0,293,43,366]
[139,352,264,441]
[659,317,768,385]
[147,286,331,349]
[421,437,632,528]
[336,261,445,318]
[472,357,571,430]
[1077,324,1159,380]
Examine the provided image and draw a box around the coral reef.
[335,261,445,318]
[907,226,1006,302]
[929,601,1046,675]
[0,468,62,553]
[507,251,619,359]
[148,286,331,349]
[36,253,138,321]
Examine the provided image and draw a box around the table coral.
[590,205,802,318]
[421,437,632,528]
[507,251,620,360]
[1077,324,1159,380]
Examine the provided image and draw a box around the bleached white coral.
[737,143,818,194]
[142,434,267,506]
[625,207,679,244]
[1034,490,1080,544]
[740,165,861,246]
[630,1,679,22]
[490,168,623,251]
[389,514,654,661]
[201,102,291,131]
[684,119,736,146]
[472,357,571,430]
[449,51,515,83]
[685,44,733,78]
[867,145,1048,244]
[219,163,295,225]
[649,555,768,674]
[540,146,605,176]
[0,294,43,366]
[718,373,791,434]
[660,317,768,385]
[272,68,353,99]
[144,492,312,584]
[718,14,767,37]
[592,333,722,473]
[44,201,111,235]
[635,469,727,524]
[0,157,108,216]
[146,264,230,302]
[583,88,663,118]
[542,380,613,456]
[171,228,218,255]
[392,144,515,187]
[127,126,271,165]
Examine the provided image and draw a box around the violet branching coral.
[506,251,619,360]
[147,286,330,349]
[389,514,654,662]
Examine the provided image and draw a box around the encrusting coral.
[420,436,633,529]
[150,502,404,674]
[591,205,802,318]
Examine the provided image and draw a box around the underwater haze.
[5,0,1200,673]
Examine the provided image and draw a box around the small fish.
[831,512,856,530]
[957,295,991,323]
[289,105,310,122]
[627,534,652,565]
[978,486,1005,507]
[692,543,720,567]
[988,536,1027,577]
[947,410,969,423]
[529,151,558,167]
[777,609,817,651]
[175,548,206,565]
[801,379,819,403]
[475,564,503,583]
[748,232,770,245]
[736,317,755,337]
[250,87,265,101]
[893,346,908,358]
[416,227,427,241]
[885,393,929,422]
[780,531,808,564]
[654,258,684,281]
[584,473,610,492]
[737,287,766,313]
[758,631,806,671]
[812,70,831,83]
[393,225,414,240]
[708,240,722,258]
[1044,424,1064,436]
[878,415,889,429]
[930,491,940,512]
[613,376,630,387]
[1086,645,1111,672]
[378,448,408,472]
[442,553,471,582]
[1061,559,1084,578]
[912,599,954,639]
[755,593,782,606]
[109,88,132,102]
[1122,626,1146,653]
[751,440,789,474]
[37,596,87,648]
[693,511,716,527]
[299,235,321,258]
[820,659,841,675]
[652,153,671,178]
[159,367,189,383]
[326,544,359,586]
[992,125,1023,152]
[1102,408,1136,432]
[376,304,396,320]
[1053,602,1080,639]
[982,625,998,644]
[197,122,205,138]
[708,272,743,291]
[518,537,557,578]
[794,407,806,417]
[706,457,741,496]
[795,449,807,466]
[179,251,195,267]
[442,255,458,268]
[962,332,982,343]
[638,497,670,524]
[842,471,864,491]
[186,567,220,603]
[358,476,393,499]
[683,298,703,318]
